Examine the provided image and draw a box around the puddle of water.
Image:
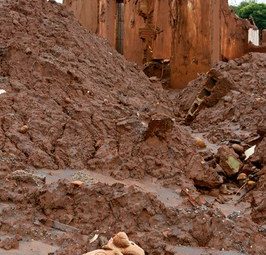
[167,245,246,255]
[0,240,58,255]
[35,169,182,208]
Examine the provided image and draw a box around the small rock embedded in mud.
[71,180,84,186]
[18,125,29,134]
[232,144,244,154]
[247,180,256,187]
[195,137,206,149]
[64,97,72,103]
[25,47,32,54]
[237,173,247,181]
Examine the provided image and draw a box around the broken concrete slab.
[185,69,234,123]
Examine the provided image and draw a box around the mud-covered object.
[83,232,145,255]
[216,146,243,177]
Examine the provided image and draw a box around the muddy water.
[35,169,182,208]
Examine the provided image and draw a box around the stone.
[25,47,32,54]
[237,173,247,181]
[71,180,84,186]
[217,145,242,176]
[18,125,29,134]
[195,137,206,149]
[232,144,244,154]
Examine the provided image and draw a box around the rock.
[71,180,84,186]
[83,232,145,255]
[25,47,32,54]
[186,155,224,188]
[18,125,29,134]
[217,146,242,176]
[195,137,206,149]
[64,97,72,103]
[247,180,256,186]
[237,173,247,181]
[232,144,244,154]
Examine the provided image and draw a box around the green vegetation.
[230,0,266,30]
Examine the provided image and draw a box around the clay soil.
[0,0,265,255]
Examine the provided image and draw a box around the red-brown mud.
[0,0,265,255]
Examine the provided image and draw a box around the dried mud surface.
[0,1,265,255]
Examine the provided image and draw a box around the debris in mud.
[143,59,170,88]
[194,137,207,149]
[216,146,242,176]
[244,145,256,160]
[232,144,244,155]
[83,232,145,255]
[185,69,234,123]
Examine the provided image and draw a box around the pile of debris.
[0,0,200,185]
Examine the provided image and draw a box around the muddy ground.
[0,0,265,255]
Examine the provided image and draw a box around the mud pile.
[178,53,265,144]
[1,177,265,255]
[0,0,202,185]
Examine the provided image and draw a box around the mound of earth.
[0,0,205,186]
[177,53,265,145]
